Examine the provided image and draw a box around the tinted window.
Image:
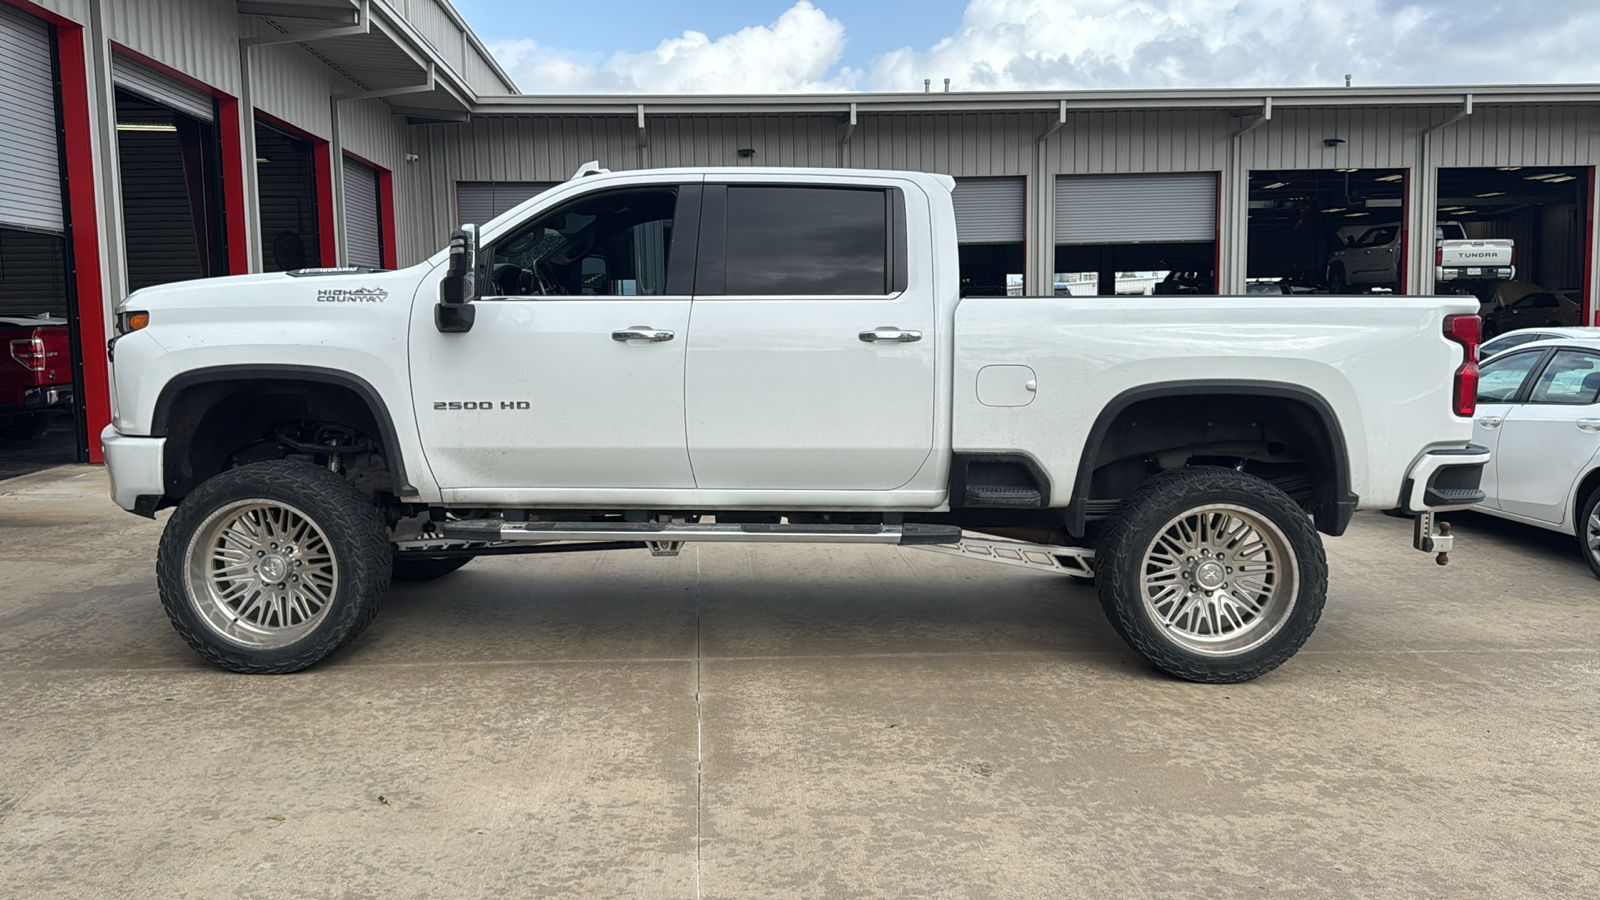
[724,187,888,295]
[1512,292,1561,310]
[1477,350,1543,403]
[488,188,677,296]
[1530,349,1600,405]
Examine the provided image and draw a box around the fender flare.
[1067,379,1357,537]
[149,364,416,496]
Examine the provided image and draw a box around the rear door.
[1472,348,1548,510]
[1495,348,1600,525]
[683,180,936,490]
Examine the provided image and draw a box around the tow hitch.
[1413,511,1454,565]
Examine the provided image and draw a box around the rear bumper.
[1402,443,1491,513]
[1437,266,1515,282]
[1,384,72,412]
[100,425,166,516]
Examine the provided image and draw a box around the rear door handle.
[1477,417,1502,428]
[859,327,922,343]
[1577,418,1600,432]
[612,327,674,342]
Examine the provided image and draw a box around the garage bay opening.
[1247,168,1407,295]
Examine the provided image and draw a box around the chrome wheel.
[184,499,339,650]
[1587,511,1600,563]
[1140,503,1299,657]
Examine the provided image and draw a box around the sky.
[450,0,1600,95]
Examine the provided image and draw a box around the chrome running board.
[910,536,1095,578]
[441,520,963,546]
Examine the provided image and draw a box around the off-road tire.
[0,413,52,442]
[156,460,392,673]
[1577,485,1600,581]
[392,554,472,581]
[1096,466,1328,683]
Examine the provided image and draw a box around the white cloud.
[489,1,856,94]
[490,0,1600,94]
[866,0,1600,91]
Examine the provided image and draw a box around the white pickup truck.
[1327,220,1515,291]
[102,164,1489,683]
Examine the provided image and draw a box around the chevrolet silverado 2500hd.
[101,164,1489,683]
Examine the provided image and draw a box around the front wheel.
[1096,467,1328,683]
[156,460,392,673]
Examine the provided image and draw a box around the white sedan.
[1473,336,1600,577]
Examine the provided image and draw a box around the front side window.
[1477,350,1544,403]
[487,188,677,297]
[724,186,889,295]
[1529,349,1600,405]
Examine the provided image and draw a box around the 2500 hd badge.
[434,401,532,410]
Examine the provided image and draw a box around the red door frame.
[5,1,108,460]
[342,150,398,269]
[255,110,338,267]
[1586,166,1597,326]
[107,43,249,276]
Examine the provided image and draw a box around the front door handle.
[1577,418,1600,433]
[612,327,674,342]
[1477,417,1503,428]
[859,327,922,343]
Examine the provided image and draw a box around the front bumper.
[100,425,166,516]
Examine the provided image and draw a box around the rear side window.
[723,186,890,295]
[1530,349,1600,405]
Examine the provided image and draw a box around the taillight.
[1435,245,1443,267]
[9,338,45,372]
[1510,244,1516,266]
[1443,314,1480,417]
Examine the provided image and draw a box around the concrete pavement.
[1,466,1596,898]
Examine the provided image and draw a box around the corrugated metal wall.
[106,0,241,95]
[1050,109,1229,173]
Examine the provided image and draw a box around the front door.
[684,182,937,490]
[412,183,698,490]
[1495,347,1600,524]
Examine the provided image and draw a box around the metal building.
[2,0,1599,476]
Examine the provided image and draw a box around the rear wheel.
[1577,486,1600,581]
[0,413,52,442]
[156,460,392,673]
[1096,467,1328,683]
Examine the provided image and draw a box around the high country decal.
[317,287,389,303]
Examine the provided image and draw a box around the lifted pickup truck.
[102,164,1489,683]
[1,314,73,442]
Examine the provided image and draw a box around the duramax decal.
[434,401,533,410]
[317,287,389,303]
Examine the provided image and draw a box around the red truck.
[0,314,73,442]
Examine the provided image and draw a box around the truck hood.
[118,266,432,316]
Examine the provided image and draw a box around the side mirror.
[436,224,478,333]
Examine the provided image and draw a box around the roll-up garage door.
[1055,173,1216,244]
[953,178,1024,244]
[0,4,63,234]
[342,157,382,268]
[112,54,214,122]
[455,182,558,226]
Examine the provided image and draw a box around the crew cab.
[101,164,1489,683]
[1327,220,1514,292]
[1,314,73,442]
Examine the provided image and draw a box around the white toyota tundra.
[101,164,1490,683]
